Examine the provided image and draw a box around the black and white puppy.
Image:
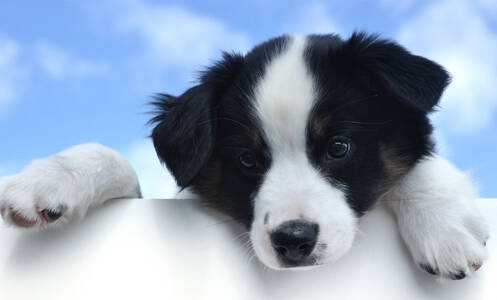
[0,32,488,280]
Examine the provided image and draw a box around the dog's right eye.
[239,152,258,169]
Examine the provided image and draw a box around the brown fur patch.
[312,116,330,137]
[249,128,263,148]
[380,144,411,182]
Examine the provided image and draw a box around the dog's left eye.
[239,152,258,169]
[327,137,351,159]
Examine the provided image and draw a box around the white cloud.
[0,35,28,116]
[283,1,342,35]
[397,0,497,134]
[110,0,251,68]
[81,0,252,92]
[124,139,178,199]
[34,41,109,79]
[475,0,497,16]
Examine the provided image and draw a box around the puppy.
[0,32,488,280]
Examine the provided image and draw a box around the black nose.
[270,220,318,265]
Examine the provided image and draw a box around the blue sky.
[1,0,496,198]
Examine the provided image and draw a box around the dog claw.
[450,271,466,280]
[419,264,438,275]
[40,205,66,222]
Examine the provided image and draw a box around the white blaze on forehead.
[249,35,357,269]
[253,35,316,152]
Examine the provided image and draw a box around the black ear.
[343,32,450,112]
[149,52,244,188]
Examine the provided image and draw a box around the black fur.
[304,32,447,215]
[149,52,245,188]
[150,32,449,225]
[340,32,450,112]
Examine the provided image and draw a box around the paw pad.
[9,210,38,227]
[472,262,482,271]
[4,204,68,227]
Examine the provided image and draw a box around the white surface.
[0,198,495,300]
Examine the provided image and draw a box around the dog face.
[150,32,449,269]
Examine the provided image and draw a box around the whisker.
[334,119,393,126]
[205,218,238,227]
[232,231,251,242]
[196,117,252,132]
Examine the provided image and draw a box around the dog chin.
[272,263,322,271]
[256,257,321,271]
[256,251,346,271]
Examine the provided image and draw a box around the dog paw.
[0,172,77,229]
[407,215,488,280]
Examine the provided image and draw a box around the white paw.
[388,155,490,280]
[0,150,91,229]
[0,171,79,229]
[403,210,489,280]
[0,143,141,229]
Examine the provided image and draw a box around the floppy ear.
[343,32,450,112]
[149,52,244,188]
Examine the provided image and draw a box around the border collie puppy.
[0,32,488,280]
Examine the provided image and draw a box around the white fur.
[250,36,358,269]
[253,35,315,152]
[0,143,141,229]
[385,154,489,280]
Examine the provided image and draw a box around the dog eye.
[239,152,258,169]
[327,137,350,159]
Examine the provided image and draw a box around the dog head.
[150,32,449,269]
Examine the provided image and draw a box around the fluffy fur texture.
[0,143,141,229]
[385,155,488,280]
[0,32,488,280]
